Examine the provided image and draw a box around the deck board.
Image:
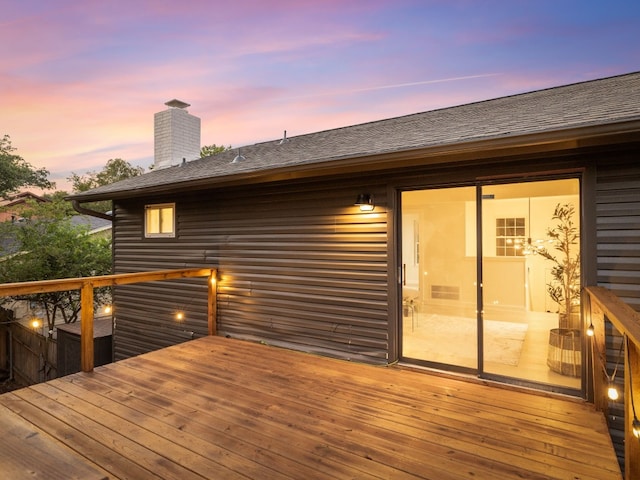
[0,336,622,479]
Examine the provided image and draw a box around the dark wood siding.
[113,179,389,364]
[596,156,640,310]
[595,154,640,468]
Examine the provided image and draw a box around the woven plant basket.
[547,328,581,377]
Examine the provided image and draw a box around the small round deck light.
[355,193,374,212]
[175,311,185,321]
[608,383,619,401]
[30,318,42,329]
[104,305,113,314]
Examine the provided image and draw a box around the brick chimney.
[154,99,201,169]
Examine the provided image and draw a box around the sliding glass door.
[401,186,477,370]
[401,179,581,390]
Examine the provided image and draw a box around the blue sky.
[1,0,638,191]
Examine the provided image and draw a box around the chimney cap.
[164,99,190,109]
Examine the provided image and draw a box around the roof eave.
[71,119,640,203]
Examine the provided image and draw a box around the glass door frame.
[397,175,584,396]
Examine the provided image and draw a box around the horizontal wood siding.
[595,155,640,469]
[112,200,213,360]
[596,157,640,311]
[113,179,389,363]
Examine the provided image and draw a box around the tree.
[0,134,53,197]
[69,158,144,213]
[0,198,112,330]
[200,144,231,158]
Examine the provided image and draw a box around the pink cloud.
[1,0,637,196]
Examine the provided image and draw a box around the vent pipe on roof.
[279,130,288,145]
[232,148,246,164]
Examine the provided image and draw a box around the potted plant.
[538,203,581,376]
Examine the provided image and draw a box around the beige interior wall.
[403,185,579,317]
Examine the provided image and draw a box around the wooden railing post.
[585,286,640,480]
[625,340,640,480]
[207,269,217,336]
[80,281,94,372]
[0,267,217,373]
[590,299,609,412]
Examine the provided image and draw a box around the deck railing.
[585,286,640,480]
[0,268,217,373]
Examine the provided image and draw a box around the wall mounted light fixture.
[355,193,374,212]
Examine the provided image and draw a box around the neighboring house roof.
[0,192,50,222]
[70,71,640,202]
[69,214,112,235]
[0,192,49,208]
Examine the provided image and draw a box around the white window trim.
[145,203,176,238]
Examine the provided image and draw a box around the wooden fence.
[585,286,640,480]
[0,268,217,373]
[0,322,57,387]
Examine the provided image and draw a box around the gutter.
[71,200,113,221]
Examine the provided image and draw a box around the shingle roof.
[69,214,112,233]
[71,71,640,201]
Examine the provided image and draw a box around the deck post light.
[587,323,594,337]
[355,193,374,212]
[633,419,640,439]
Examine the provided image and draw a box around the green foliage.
[200,144,231,158]
[0,207,112,328]
[69,158,144,213]
[43,190,71,203]
[19,196,75,220]
[0,134,53,197]
[537,203,580,320]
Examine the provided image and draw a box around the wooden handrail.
[585,286,640,480]
[0,268,217,373]
[586,287,640,348]
[0,268,215,296]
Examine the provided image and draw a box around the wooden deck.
[0,336,622,480]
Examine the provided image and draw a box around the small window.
[495,217,525,256]
[145,203,175,237]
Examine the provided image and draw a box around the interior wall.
[402,186,579,318]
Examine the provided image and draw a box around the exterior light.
[355,193,374,212]
[586,323,594,337]
[104,305,112,314]
[175,311,185,321]
[30,318,42,329]
[608,383,619,401]
[633,418,640,439]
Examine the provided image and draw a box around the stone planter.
[547,328,581,377]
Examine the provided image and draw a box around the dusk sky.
[1,1,639,192]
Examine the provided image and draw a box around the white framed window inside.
[495,217,525,256]
[145,203,175,237]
